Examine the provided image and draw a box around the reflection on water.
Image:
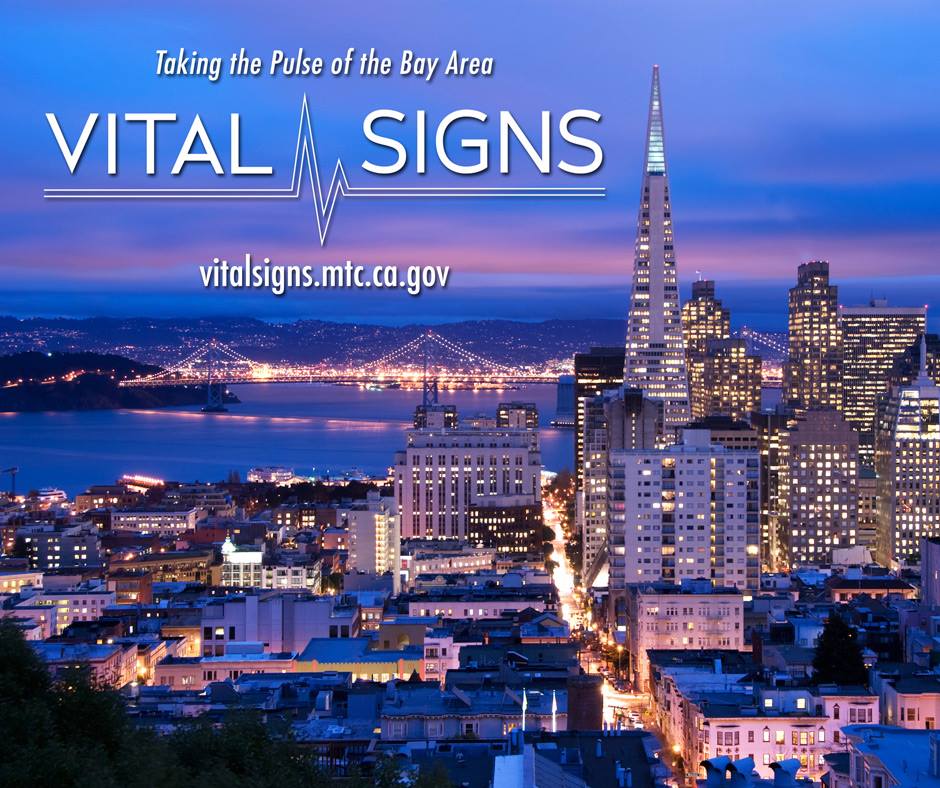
[0,383,572,495]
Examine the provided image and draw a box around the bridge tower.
[421,332,439,407]
[202,340,229,413]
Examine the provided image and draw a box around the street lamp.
[616,644,624,681]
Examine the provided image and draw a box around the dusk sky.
[3,1,940,330]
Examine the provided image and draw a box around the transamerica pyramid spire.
[624,65,691,431]
[645,66,666,175]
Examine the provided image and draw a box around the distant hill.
[0,316,628,367]
[0,352,234,412]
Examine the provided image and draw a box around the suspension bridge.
[118,331,560,410]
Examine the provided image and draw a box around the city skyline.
[4,1,940,327]
[5,6,940,783]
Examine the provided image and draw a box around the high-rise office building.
[623,66,690,432]
[840,300,926,463]
[875,337,940,567]
[682,279,730,360]
[785,261,842,410]
[580,388,661,584]
[778,409,859,567]
[752,409,796,571]
[395,428,541,541]
[573,346,624,490]
[857,468,879,550]
[606,429,760,626]
[688,338,762,422]
[467,500,544,556]
[886,333,940,390]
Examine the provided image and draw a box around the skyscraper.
[681,279,730,360]
[573,346,624,490]
[682,279,760,422]
[580,388,661,585]
[875,337,940,567]
[785,261,842,410]
[689,338,762,422]
[840,299,926,463]
[623,65,690,432]
[752,408,797,571]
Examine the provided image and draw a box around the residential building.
[857,468,879,550]
[380,682,565,739]
[838,725,940,788]
[0,569,43,594]
[200,592,360,655]
[625,580,744,693]
[342,491,400,587]
[73,484,142,513]
[33,641,137,688]
[413,403,458,430]
[687,686,877,781]
[17,522,101,570]
[219,539,321,591]
[155,642,296,690]
[13,584,116,635]
[110,507,199,536]
[163,483,235,518]
[923,537,940,608]
[683,417,758,452]
[580,387,661,583]
[778,409,860,567]
[607,429,760,628]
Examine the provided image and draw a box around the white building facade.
[607,430,760,624]
[395,428,541,540]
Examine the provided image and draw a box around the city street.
[544,482,648,726]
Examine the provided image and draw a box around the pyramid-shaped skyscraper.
[623,65,691,431]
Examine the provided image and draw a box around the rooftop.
[843,725,940,786]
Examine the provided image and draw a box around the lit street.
[544,478,648,726]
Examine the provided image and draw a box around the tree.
[0,619,339,787]
[812,613,868,686]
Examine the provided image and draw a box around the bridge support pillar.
[201,339,229,413]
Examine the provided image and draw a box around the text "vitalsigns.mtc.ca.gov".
[199,255,451,296]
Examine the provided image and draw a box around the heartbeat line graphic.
[43,96,607,245]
